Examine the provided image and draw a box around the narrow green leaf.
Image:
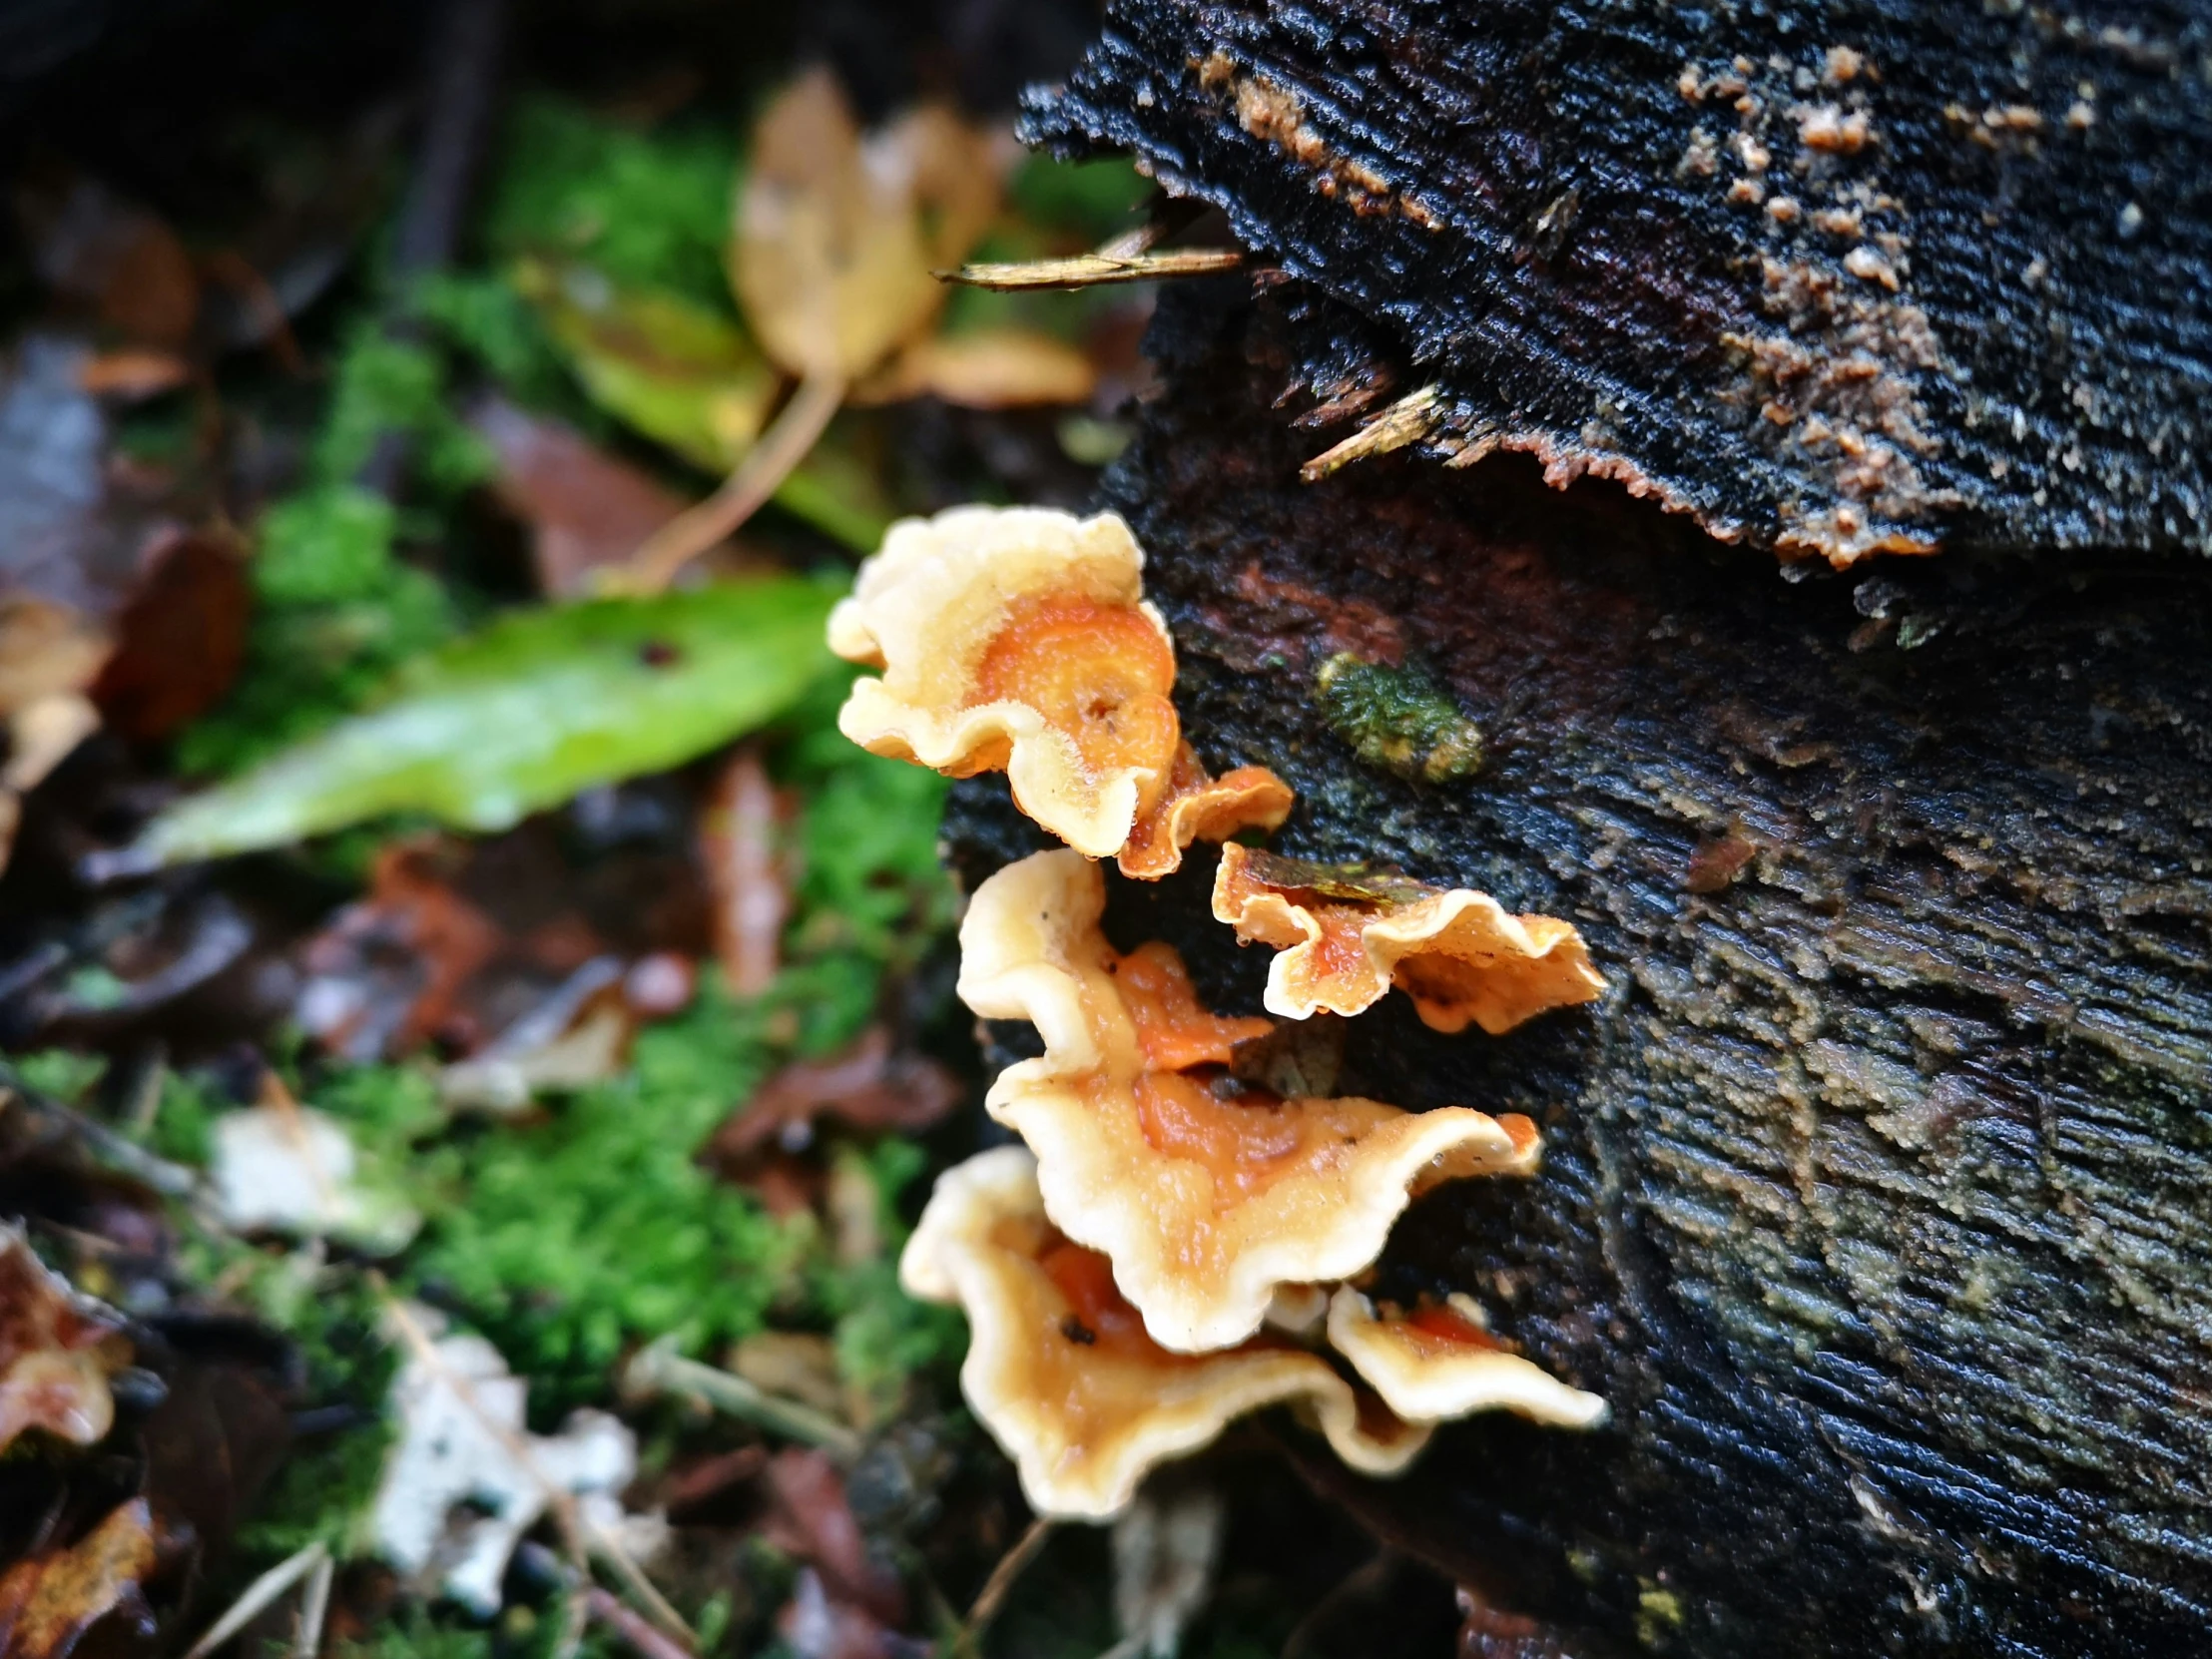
[130,578,837,866]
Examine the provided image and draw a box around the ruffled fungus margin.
[1326,1288,1608,1429]
[958,848,1544,1354]
[1117,744,1295,879]
[899,1147,1428,1519]
[830,506,1182,857]
[1211,844,1606,1033]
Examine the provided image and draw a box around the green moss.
[1006,154,1153,246]
[1313,652,1484,785]
[11,1049,107,1103]
[179,321,490,778]
[481,96,741,314]
[381,973,807,1404]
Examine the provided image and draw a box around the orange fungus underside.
[973,594,1179,808]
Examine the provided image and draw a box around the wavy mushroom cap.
[1325,1288,1609,1429]
[1116,744,1295,880]
[898,1148,1427,1519]
[830,506,1181,857]
[1211,844,1607,1033]
[957,849,1545,1355]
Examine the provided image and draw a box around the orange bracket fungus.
[1116,742,1295,880]
[1210,843,1607,1033]
[1325,1288,1609,1429]
[956,848,1545,1354]
[898,1147,1429,1519]
[829,505,1292,871]
[829,506,1182,858]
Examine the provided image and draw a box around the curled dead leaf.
[0,1226,130,1455]
[732,70,1003,381]
[852,328,1097,411]
[709,1026,961,1167]
[0,1499,158,1659]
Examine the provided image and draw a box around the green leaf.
[518,258,890,552]
[132,577,838,865]
[518,256,774,471]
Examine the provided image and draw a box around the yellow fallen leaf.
[853,327,1098,409]
[730,69,1004,381]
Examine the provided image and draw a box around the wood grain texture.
[944,284,2212,1656]
[1022,0,2212,565]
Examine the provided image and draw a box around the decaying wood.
[1023,1,2212,566]
[944,285,2212,1657]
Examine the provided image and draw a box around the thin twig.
[1299,385,1441,482]
[0,1063,200,1198]
[940,248,1245,291]
[624,371,844,593]
[179,1540,327,1659]
[621,1336,861,1460]
[358,0,509,498]
[519,1543,701,1659]
[957,1515,1055,1654]
[291,1548,334,1659]
[1279,1548,1396,1659]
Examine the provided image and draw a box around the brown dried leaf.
[17,171,200,350]
[731,71,1003,380]
[0,1227,129,1456]
[852,328,1097,410]
[709,1027,960,1165]
[88,528,249,742]
[473,398,698,596]
[297,824,709,1062]
[0,1499,157,1659]
[699,748,788,996]
[761,1449,905,1625]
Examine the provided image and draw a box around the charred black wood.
[945,283,2212,1656]
[1023,1,2212,566]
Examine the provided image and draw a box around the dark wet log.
[945,283,2212,1657]
[1022,1,2212,566]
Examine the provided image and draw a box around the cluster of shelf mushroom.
[828,506,1611,1519]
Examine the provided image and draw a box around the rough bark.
[1022,0,2212,566]
[944,283,2212,1657]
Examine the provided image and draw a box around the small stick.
[519,1543,701,1659]
[1299,384,1441,482]
[623,371,844,593]
[957,1515,1055,1653]
[178,1540,327,1659]
[621,1336,861,1460]
[291,1548,334,1659]
[1279,1548,1396,1659]
[0,1063,199,1198]
[941,248,1246,291]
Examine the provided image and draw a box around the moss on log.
[1023,0,2212,565]
[945,284,2212,1655]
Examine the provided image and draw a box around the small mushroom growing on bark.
[1325,1288,1608,1429]
[830,505,1291,870]
[829,506,1182,857]
[1211,844,1606,1033]
[1116,742,1295,879]
[957,849,1545,1354]
[899,1147,1428,1519]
